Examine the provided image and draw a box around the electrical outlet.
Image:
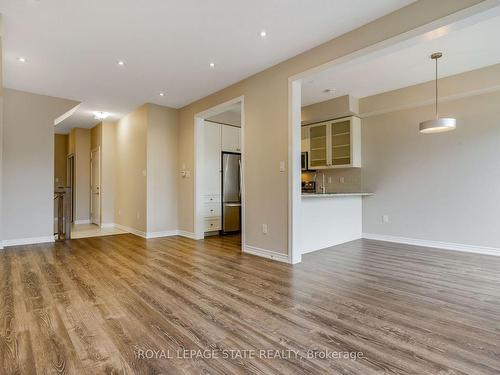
[339,177,345,184]
[262,224,268,234]
[328,177,332,184]
[383,215,389,223]
[118,209,122,216]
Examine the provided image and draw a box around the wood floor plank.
[1,234,500,374]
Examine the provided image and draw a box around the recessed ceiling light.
[260,30,267,37]
[17,57,27,63]
[93,111,110,120]
[159,92,165,97]
[209,62,215,68]
[117,60,125,66]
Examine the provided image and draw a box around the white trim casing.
[2,236,55,248]
[146,230,178,239]
[243,245,290,263]
[288,79,302,264]
[362,233,500,257]
[193,96,246,248]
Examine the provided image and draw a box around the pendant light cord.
[435,57,439,119]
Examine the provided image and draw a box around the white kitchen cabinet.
[308,122,329,169]
[307,116,361,169]
[204,122,221,196]
[221,125,241,152]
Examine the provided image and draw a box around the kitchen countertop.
[301,192,374,197]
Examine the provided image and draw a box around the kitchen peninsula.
[301,192,373,254]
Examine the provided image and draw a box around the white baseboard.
[112,224,195,240]
[362,233,500,257]
[100,222,115,228]
[113,223,147,238]
[2,236,55,248]
[74,219,91,225]
[146,230,178,239]
[243,245,290,263]
[177,230,197,239]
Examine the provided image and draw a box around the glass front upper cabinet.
[308,122,328,169]
[307,116,361,169]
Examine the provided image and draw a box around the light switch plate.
[262,224,268,234]
[279,161,285,172]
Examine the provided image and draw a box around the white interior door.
[90,148,101,225]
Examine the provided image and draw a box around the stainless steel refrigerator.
[222,152,241,233]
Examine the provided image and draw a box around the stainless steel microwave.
[301,152,308,171]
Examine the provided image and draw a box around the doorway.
[90,147,101,226]
[194,97,245,250]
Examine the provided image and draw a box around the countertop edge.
[301,193,374,198]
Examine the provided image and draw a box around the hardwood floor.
[1,234,499,374]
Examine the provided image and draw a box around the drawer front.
[204,203,221,218]
[204,218,221,232]
[203,194,221,204]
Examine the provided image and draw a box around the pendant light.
[419,52,456,133]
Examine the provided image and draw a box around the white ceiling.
[302,6,500,106]
[0,0,415,133]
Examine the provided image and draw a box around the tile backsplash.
[302,168,362,193]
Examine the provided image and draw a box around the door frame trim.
[90,146,101,227]
[193,96,245,250]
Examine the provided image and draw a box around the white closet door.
[221,125,241,152]
[204,122,221,195]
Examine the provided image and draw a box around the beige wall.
[54,134,68,188]
[147,104,178,233]
[69,128,91,222]
[359,63,500,116]
[91,122,102,150]
[177,0,483,254]
[101,122,116,225]
[114,103,178,234]
[301,95,358,125]
[68,129,75,154]
[361,89,500,248]
[2,89,78,241]
[115,104,148,232]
